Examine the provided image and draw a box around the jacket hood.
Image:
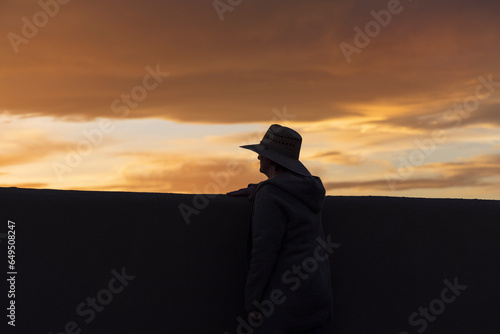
[258,173,325,213]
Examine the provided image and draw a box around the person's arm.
[226,183,259,200]
[244,185,287,313]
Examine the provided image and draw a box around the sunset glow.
[1,0,500,199]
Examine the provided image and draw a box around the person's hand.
[226,183,259,200]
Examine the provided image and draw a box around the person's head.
[258,155,290,178]
[241,124,311,178]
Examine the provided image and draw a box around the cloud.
[0,182,48,189]
[2,0,500,199]
[365,90,500,133]
[207,131,265,146]
[91,152,265,193]
[0,130,70,168]
[309,150,365,165]
[1,0,499,124]
[325,154,500,192]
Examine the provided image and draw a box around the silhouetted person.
[228,124,332,334]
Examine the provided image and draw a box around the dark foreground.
[0,187,499,333]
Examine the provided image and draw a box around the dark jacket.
[245,173,333,333]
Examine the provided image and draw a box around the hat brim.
[240,144,311,176]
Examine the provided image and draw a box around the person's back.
[246,173,333,333]
[228,124,333,334]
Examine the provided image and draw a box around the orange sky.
[1,0,500,199]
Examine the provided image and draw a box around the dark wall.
[0,187,499,334]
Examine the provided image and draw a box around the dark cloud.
[1,0,499,123]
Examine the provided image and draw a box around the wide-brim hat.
[240,124,311,176]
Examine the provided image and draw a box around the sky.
[1,0,500,199]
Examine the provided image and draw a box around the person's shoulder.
[254,179,285,200]
[255,179,278,194]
